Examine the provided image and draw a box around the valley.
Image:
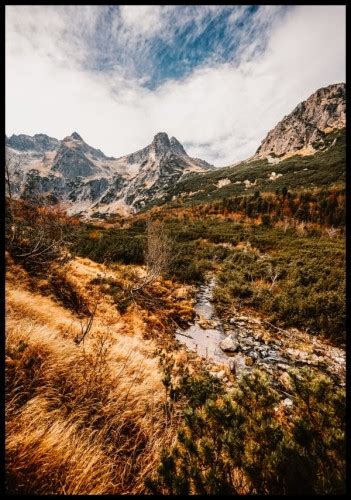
[5,82,346,495]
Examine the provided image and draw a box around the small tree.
[131,219,171,292]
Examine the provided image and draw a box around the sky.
[6,5,346,166]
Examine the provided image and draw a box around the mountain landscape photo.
[5,4,346,496]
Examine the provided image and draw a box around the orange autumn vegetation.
[5,253,195,494]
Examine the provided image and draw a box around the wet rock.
[220,335,239,353]
[267,349,278,357]
[248,351,260,360]
[264,355,286,364]
[238,344,253,353]
[197,317,219,329]
[258,346,269,357]
[231,354,248,375]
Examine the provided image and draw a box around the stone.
[228,360,236,373]
[210,370,226,380]
[248,351,259,360]
[267,349,278,356]
[198,317,217,329]
[277,363,290,370]
[220,335,239,353]
[282,398,294,412]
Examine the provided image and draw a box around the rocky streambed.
[176,277,346,387]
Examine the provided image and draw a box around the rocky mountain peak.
[63,132,84,142]
[254,82,346,160]
[6,128,213,216]
[151,132,171,155]
[70,132,83,141]
[170,136,187,156]
[150,132,189,158]
[6,133,59,152]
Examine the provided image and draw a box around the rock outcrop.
[254,83,345,160]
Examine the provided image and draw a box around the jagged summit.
[63,132,84,142]
[6,133,59,152]
[6,129,213,216]
[170,136,187,156]
[152,132,170,145]
[254,82,345,160]
[70,132,83,141]
[150,132,187,156]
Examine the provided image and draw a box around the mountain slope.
[6,132,213,217]
[6,83,345,217]
[149,127,345,210]
[254,82,345,160]
[144,83,345,210]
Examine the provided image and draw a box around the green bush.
[146,367,345,495]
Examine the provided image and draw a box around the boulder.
[220,335,239,353]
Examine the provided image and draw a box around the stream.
[176,277,346,385]
[176,278,231,365]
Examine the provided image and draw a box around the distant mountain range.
[6,82,345,218]
[6,131,213,216]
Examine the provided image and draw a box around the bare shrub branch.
[131,219,172,293]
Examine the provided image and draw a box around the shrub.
[146,367,345,495]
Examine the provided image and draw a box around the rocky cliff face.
[254,83,346,160]
[6,131,213,217]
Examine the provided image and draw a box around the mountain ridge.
[6,131,214,216]
[254,82,345,161]
[6,82,345,218]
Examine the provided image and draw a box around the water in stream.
[176,277,346,384]
[176,278,232,365]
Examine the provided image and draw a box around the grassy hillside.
[147,128,345,210]
[73,194,345,344]
[5,180,346,494]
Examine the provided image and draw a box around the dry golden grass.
[6,258,186,494]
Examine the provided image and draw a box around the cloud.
[6,5,345,166]
[119,5,164,37]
